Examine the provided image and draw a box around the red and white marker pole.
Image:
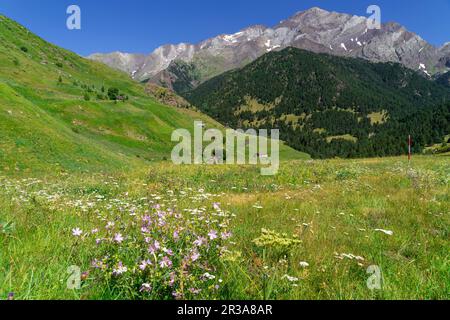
[408,135,412,162]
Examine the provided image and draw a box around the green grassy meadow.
[1,156,448,300]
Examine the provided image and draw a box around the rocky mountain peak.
[88,7,449,92]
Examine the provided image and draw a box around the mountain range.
[88,7,450,93]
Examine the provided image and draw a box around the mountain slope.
[436,71,450,88]
[185,47,450,158]
[88,7,450,92]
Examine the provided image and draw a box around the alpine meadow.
[0,3,449,303]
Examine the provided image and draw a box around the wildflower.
[112,262,128,276]
[158,220,166,227]
[159,256,173,268]
[114,233,124,243]
[335,253,365,261]
[221,231,232,240]
[169,272,176,286]
[72,228,83,237]
[7,292,14,300]
[282,274,299,282]
[139,260,151,271]
[81,271,89,281]
[252,228,301,249]
[374,229,394,236]
[140,283,152,293]
[189,288,201,295]
[148,244,157,254]
[105,221,115,229]
[208,230,218,240]
[191,251,200,262]
[173,230,179,241]
[202,272,216,280]
[91,228,99,234]
[299,261,310,268]
[213,202,221,210]
[91,259,104,269]
[194,236,206,247]
[172,291,183,299]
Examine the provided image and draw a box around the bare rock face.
[88,7,449,92]
[436,43,450,70]
[88,52,146,76]
[144,83,191,108]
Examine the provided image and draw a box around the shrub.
[20,46,28,53]
[83,93,90,101]
[56,62,63,68]
[107,87,120,100]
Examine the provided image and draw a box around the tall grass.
[0,156,449,300]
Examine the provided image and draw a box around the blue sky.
[0,0,449,56]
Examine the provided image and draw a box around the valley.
[186,47,450,158]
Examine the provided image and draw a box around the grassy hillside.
[0,15,306,174]
[186,47,450,159]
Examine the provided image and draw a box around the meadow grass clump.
[249,228,303,299]
[252,228,301,260]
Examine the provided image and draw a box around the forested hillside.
[186,48,450,158]
[436,71,450,88]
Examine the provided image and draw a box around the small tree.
[107,87,119,100]
[84,93,90,101]
[58,76,63,84]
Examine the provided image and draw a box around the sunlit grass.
[1,155,448,300]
